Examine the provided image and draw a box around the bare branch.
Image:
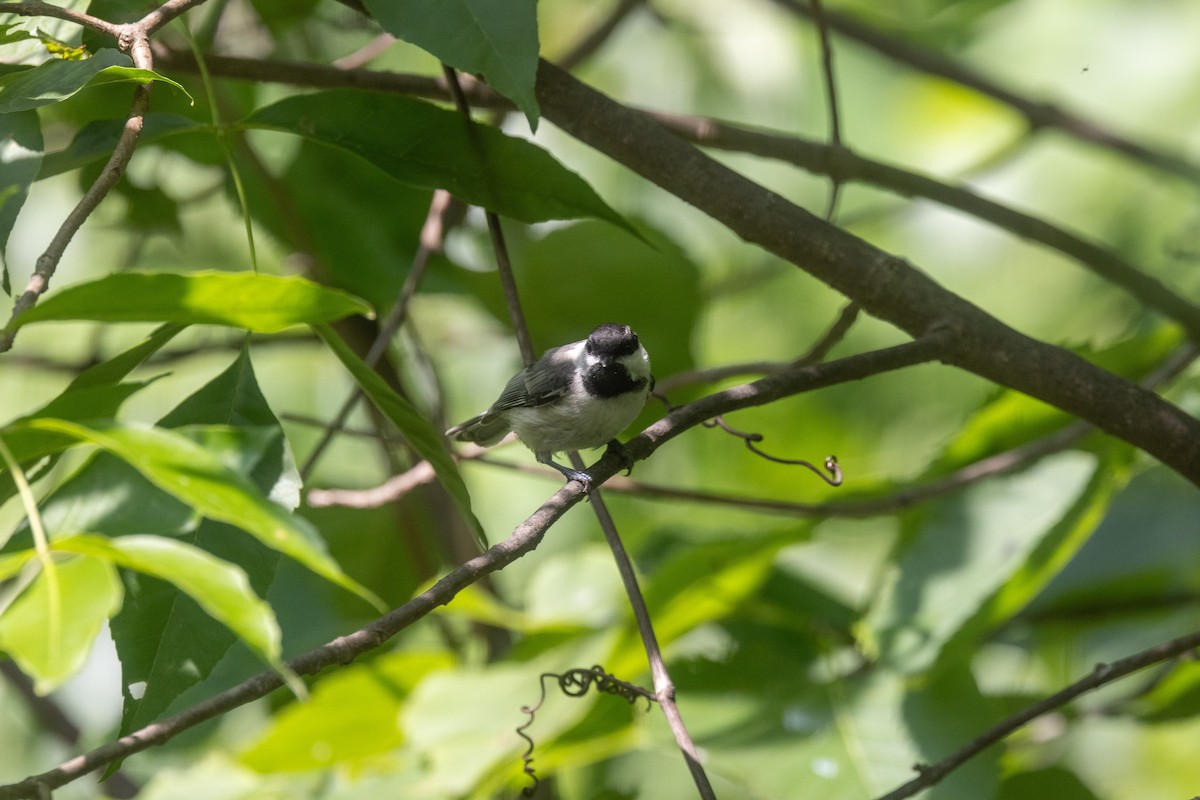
[532,59,1200,486]
[0,89,150,353]
[138,0,210,35]
[307,461,437,508]
[808,0,843,219]
[644,112,1200,339]
[332,33,395,70]
[876,627,1200,800]
[0,2,123,37]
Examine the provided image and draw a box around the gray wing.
[486,345,575,413]
[446,343,579,446]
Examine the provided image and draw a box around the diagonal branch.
[0,336,946,800]
[531,59,1200,487]
[875,627,1200,800]
[645,112,1200,339]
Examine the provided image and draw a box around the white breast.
[506,377,650,456]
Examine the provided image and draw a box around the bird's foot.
[605,439,636,476]
[540,455,593,486]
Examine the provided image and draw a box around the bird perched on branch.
[446,323,653,484]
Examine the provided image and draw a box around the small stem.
[0,437,60,670]
[571,454,717,798]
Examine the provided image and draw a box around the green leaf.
[0,324,183,518]
[240,651,454,772]
[239,138,441,313]
[5,271,372,332]
[833,666,999,799]
[998,768,1100,800]
[68,322,186,390]
[0,108,42,292]
[362,0,540,129]
[0,549,34,581]
[16,418,381,608]
[858,452,1099,676]
[1123,659,1200,723]
[54,534,283,674]
[0,382,156,487]
[609,531,805,676]
[100,349,299,737]
[85,65,191,101]
[987,446,1133,623]
[312,323,484,544]
[0,554,122,694]
[0,48,190,112]
[242,90,628,230]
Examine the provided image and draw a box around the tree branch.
[531,59,1200,486]
[875,627,1200,800]
[0,2,123,37]
[645,112,1200,339]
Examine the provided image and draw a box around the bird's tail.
[445,413,512,447]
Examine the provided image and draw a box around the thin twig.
[556,0,646,71]
[0,2,122,37]
[771,0,1200,187]
[574,452,717,799]
[307,461,436,508]
[332,32,395,70]
[139,0,210,35]
[875,627,1200,800]
[808,0,843,220]
[1,85,151,353]
[299,189,459,479]
[794,301,860,366]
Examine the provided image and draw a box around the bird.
[446,323,653,484]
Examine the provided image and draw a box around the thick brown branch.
[647,113,1200,339]
[531,60,1200,486]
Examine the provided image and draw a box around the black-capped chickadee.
[446,323,653,484]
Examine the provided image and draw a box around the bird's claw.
[605,439,636,476]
